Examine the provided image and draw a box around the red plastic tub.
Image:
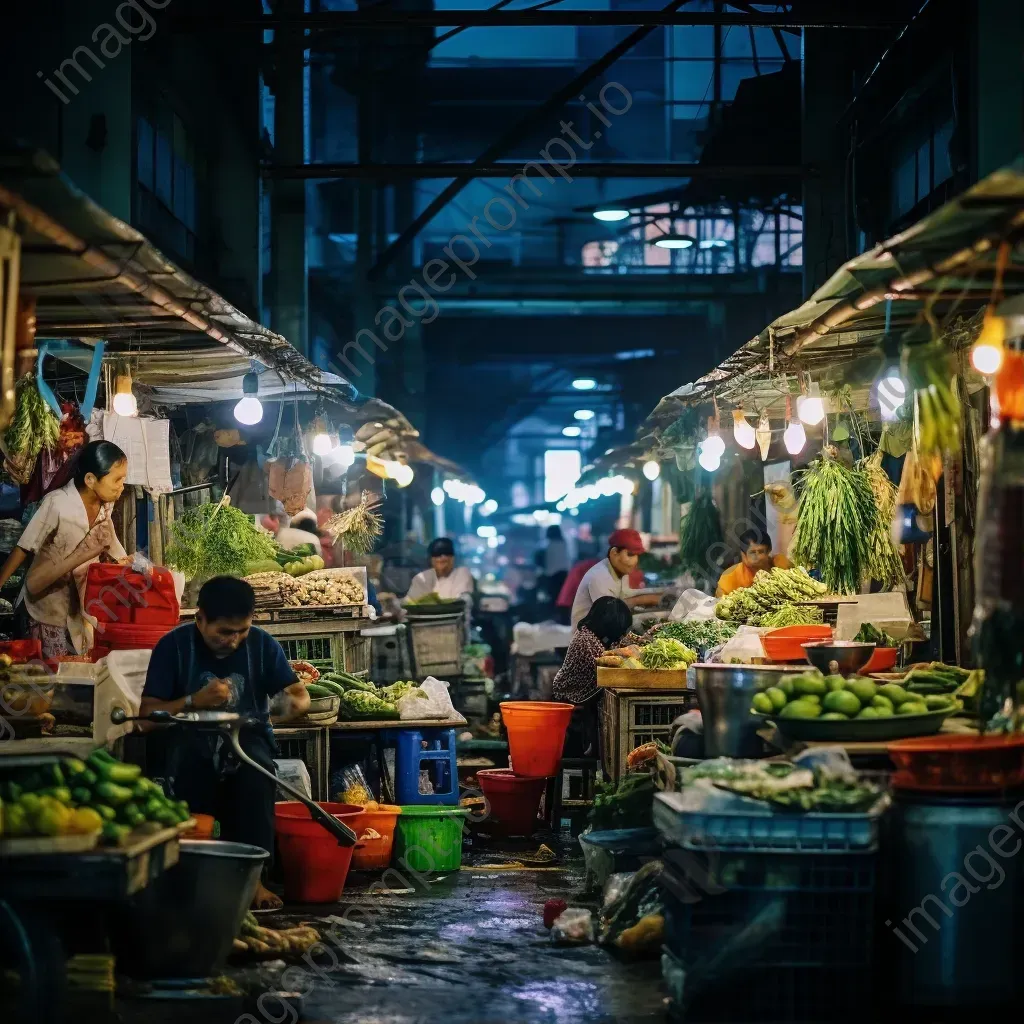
[860,647,899,674]
[760,625,833,662]
[500,701,574,778]
[274,802,363,902]
[477,769,547,836]
[889,733,1024,793]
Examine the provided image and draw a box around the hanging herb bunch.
[679,490,723,579]
[324,492,384,555]
[791,446,876,595]
[166,499,277,580]
[859,447,905,590]
[2,375,60,460]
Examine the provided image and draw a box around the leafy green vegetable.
[761,603,824,628]
[588,771,656,830]
[647,619,737,653]
[859,450,905,589]
[2,376,60,459]
[165,501,276,580]
[853,622,899,647]
[638,636,697,670]
[679,491,723,577]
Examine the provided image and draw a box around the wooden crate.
[597,667,690,689]
[600,687,697,781]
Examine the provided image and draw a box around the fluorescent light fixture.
[233,372,263,426]
[431,486,445,506]
[573,409,595,421]
[642,460,660,481]
[592,209,630,222]
[572,378,597,391]
[562,425,582,438]
[653,233,695,250]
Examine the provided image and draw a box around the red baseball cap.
[608,528,646,554]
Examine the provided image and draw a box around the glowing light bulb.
[112,391,138,417]
[335,443,355,470]
[783,420,806,455]
[431,486,445,506]
[698,448,721,472]
[732,410,756,450]
[393,463,414,487]
[877,373,906,421]
[702,433,725,459]
[312,433,332,456]
[233,396,263,425]
[972,343,1004,376]
[481,498,498,516]
[642,460,660,481]
[796,394,825,426]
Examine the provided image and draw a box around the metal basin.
[802,641,876,675]
[110,840,267,979]
[693,663,802,758]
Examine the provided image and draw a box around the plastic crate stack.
[654,788,880,1023]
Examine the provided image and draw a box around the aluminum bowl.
[801,641,876,676]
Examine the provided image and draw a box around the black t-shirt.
[142,624,296,726]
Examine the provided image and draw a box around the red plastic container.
[477,769,547,836]
[500,701,574,778]
[274,802,363,903]
[92,622,174,652]
[889,733,1024,793]
[760,625,833,662]
[860,647,899,674]
[0,639,43,664]
[349,804,401,870]
[83,563,179,626]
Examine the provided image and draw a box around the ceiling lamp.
[971,311,1005,375]
[430,486,445,506]
[877,370,907,421]
[573,409,595,421]
[562,425,582,438]
[233,371,263,426]
[732,409,756,450]
[755,412,772,461]
[592,209,630,223]
[112,373,138,417]
[783,398,806,456]
[642,459,660,481]
[796,383,826,426]
[572,377,597,390]
[653,233,695,250]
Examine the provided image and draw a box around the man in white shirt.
[406,537,475,606]
[570,529,662,629]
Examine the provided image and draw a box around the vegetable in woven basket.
[791,448,876,595]
[679,491,722,575]
[166,500,277,580]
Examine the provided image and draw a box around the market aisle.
[279,859,665,1024]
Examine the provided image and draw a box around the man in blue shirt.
[140,576,309,909]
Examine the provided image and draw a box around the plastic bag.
[274,758,312,801]
[336,764,374,805]
[793,745,857,784]
[396,676,456,720]
[717,625,767,664]
[669,589,718,622]
[550,907,594,945]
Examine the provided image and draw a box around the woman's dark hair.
[73,440,127,488]
[546,525,563,541]
[579,596,633,647]
[197,576,256,621]
[428,537,455,558]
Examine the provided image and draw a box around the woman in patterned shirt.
[552,596,638,705]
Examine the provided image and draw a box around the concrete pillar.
[269,0,308,355]
[801,30,852,295]
[974,0,1024,176]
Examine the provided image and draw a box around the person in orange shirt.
[716,528,791,597]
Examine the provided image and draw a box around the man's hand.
[193,678,232,709]
[271,681,310,724]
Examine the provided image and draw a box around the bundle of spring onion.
[859,449,905,589]
[791,448,876,595]
[679,491,722,575]
[638,636,697,670]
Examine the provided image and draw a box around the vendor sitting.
[553,597,639,705]
[716,527,791,597]
[139,576,310,910]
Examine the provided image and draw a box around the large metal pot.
[692,663,796,758]
[886,792,1024,1007]
[110,840,268,979]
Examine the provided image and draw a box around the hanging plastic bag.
[669,588,718,621]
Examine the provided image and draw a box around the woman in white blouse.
[0,441,129,657]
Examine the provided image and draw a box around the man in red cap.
[569,528,662,629]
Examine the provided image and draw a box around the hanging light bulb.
[431,486,445,506]
[112,374,138,417]
[971,311,1006,375]
[698,447,721,472]
[233,371,263,425]
[782,397,805,456]
[642,459,660,481]
[393,463,414,487]
[311,416,333,456]
[796,383,825,426]
[702,432,725,459]
[732,409,756,449]
[755,412,771,461]
[877,370,906,421]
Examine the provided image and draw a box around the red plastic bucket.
[500,701,574,778]
[477,769,547,836]
[274,802,363,903]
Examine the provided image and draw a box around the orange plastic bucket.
[349,804,402,870]
[500,701,574,778]
[274,802,363,903]
[183,813,216,839]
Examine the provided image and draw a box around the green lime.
[820,712,848,721]
[871,695,894,713]
[879,683,912,706]
[872,705,894,718]
[778,676,795,697]
[856,706,880,719]
[896,701,929,716]
[824,674,846,692]
[764,687,788,712]
[823,690,862,717]
[845,678,878,705]
[793,675,827,697]
[752,692,774,715]
[779,699,822,720]
[801,694,821,704]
